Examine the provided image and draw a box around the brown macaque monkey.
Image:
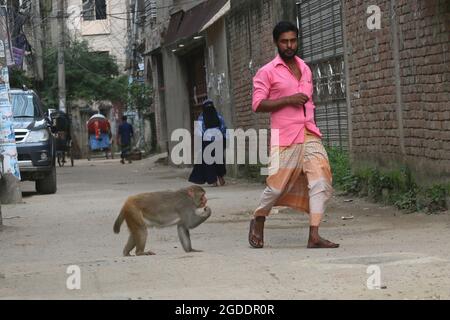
[113,185,211,256]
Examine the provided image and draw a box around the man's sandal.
[248,218,264,248]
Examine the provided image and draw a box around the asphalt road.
[1,155,449,299]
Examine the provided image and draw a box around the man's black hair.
[122,115,127,121]
[273,21,299,42]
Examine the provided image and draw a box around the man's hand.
[256,93,309,113]
[285,93,309,106]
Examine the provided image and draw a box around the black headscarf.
[202,99,221,129]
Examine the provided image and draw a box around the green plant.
[127,82,153,114]
[326,146,352,189]
[394,189,417,212]
[423,185,448,213]
[8,68,33,89]
[40,40,128,107]
[325,148,449,213]
[341,174,362,194]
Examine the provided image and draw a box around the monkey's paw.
[201,206,212,217]
[136,251,156,256]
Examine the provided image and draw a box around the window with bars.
[297,0,348,149]
[297,0,343,62]
[82,0,107,21]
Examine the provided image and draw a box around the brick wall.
[343,0,450,179]
[226,0,296,131]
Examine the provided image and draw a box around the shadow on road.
[22,191,38,198]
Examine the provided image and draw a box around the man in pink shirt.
[248,21,339,249]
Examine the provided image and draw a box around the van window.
[11,94,41,118]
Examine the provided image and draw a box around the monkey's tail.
[113,208,125,234]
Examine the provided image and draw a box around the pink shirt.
[252,55,322,146]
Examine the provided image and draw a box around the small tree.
[125,81,153,151]
[8,40,128,108]
[40,40,128,108]
[127,82,153,114]
[8,68,33,89]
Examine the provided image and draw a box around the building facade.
[66,0,128,71]
[226,0,449,181]
[65,0,129,157]
[139,0,449,181]
[138,0,233,155]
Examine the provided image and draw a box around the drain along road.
[1,155,449,299]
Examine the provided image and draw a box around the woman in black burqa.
[188,99,227,187]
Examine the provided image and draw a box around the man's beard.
[278,47,298,60]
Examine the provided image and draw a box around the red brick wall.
[344,0,400,155]
[398,0,450,173]
[226,0,284,131]
[343,0,450,178]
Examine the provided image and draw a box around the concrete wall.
[161,48,191,154]
[343,0,450,181]
[143,0,174,152]
[161,19,233,163]
[205,18,233,130]
[144,0,172,53]
[149,53,168,152]
[146,1,232,155]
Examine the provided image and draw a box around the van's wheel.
[36,166,57,194]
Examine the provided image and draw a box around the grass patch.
[327,147,450,213]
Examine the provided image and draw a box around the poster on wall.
[0,67,20,179]
[0,144,20,178]
[0,5,20,180]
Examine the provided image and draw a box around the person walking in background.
[248,21,339,249]
[118,115,134,164]
[189,99,227,187]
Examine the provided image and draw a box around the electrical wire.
[7,0,202,75]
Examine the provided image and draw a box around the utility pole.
[57,0,66,112]
[31,0,44,81]
[126,0,135,80]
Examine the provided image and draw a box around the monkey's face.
[187,186,208,208]
[199,192,207,208]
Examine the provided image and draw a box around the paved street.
[1,156,449,299]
